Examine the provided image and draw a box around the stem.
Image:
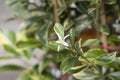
[52,0,60,23]
[100,3,108,50]
[95,2,100,39]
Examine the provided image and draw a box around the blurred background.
[0,0,21,80]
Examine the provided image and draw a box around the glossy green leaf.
[54,23,64,40]
[85,49,106,58]
[69,29,75,46]
[38,23,50,45]
[82,39,100,47]
[95,53,116,65]
[0,64,24,71]
[60,57,78,73]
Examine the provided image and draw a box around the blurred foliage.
[0,0,120,80]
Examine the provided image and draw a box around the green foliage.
[60,57,78,73]
[0,0,120,80]
[69,29,75,47]
[82,39,100,47]
[84,48,106,58]
[0,64,25,71]
[96,53,116,65]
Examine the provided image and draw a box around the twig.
[100,3,108,50]
[52,0,60,23]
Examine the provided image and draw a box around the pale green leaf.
[0,29,16,45]
[54,23,64,40]
[82,39,100,47]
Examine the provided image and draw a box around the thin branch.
[100,3,108,50]
[52,0,60,23]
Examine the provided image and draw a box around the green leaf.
[17,75,31,80]
[0,64,24,71]
[39,58,51,74]
[103,0,117,4]
[17,40,40,49]
[60,57,78,73]
[75,41,81,54]
[75,20,92,35]
[0,56,15,60]
[100,25,110,35]
[75,1,89,14]
[38,23,50,45]
[82,39,100,47]
[64,18,74,30]
[14,6,27,15]
[90,0,99,5]
[49,41,58,51]
[73,69,98,80]
[85,49,106,58]
[95,53,116,65]
[70,65,87,74]
[3,44,19,56]
[57,51,70,62]
[0,29,16,45]
[57,5,66,15]
[49,41,65,51]
[22,49,34,58]
[69,29,75,46]
[88,8,96,14]
[109,71,120,80]
[54,23,64,40]
[17,70,31,80]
